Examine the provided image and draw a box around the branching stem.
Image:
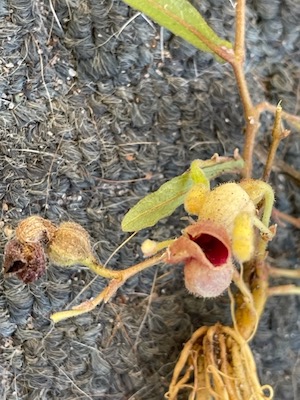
[51,252,167,323]
[263,103,290,182]
[256,101,300,130]
[231,0,258,178]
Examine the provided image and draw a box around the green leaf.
[190,160,210,187]
[122,171,193,232]
[123,0,232,61]
[121,158,244,232]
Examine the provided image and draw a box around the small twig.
[268,285,300,297]
[97,12,142,48]
[268,266,300,279]
[231,4,299,180]
[51,362,94,400]
[49,0,63,32]
[272,209,300,229]
[231,0,258,178]
[132,268,158,351]
[263,102,290,182]
[51,252,167,322]
[256,101,300,131]
[105,303,134,348]
[234,0,246,63]
[30,34,54,115]
[275,160,300,182]
[255,145,300,182]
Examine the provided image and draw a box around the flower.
[167,220,234,297]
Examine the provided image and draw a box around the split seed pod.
[16,215,57,244]
[167,220,233,297]
[47,222,96,267]
[3,239,47,283]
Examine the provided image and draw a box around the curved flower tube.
[167,220,234,297]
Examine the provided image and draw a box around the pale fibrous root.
[165,323,273,400]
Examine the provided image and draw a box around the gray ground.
[0,0,299,399]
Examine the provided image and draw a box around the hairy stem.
[231,0,258,178]
[51,252,167,323]
[234,0,246,62]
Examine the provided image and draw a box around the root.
[165,324,273,400]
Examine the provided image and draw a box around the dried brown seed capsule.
[3,238,47,283]
[47,222,96,266]
[16,215,57,245]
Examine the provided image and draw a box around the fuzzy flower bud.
[3,239,47,283]
[184,183,209,215]
[196,183,255,233]
[47,222,96,266]
[141,239,159,257]
[167,221,233,297]
[232,211,254,262]
[16,215,57,244]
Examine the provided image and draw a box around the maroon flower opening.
[191,233,229,266]
[167,220,233,297]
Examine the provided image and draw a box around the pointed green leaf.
[122,171,193,232]
[123,0,232,61]
[121,158,244,232]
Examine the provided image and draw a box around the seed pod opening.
[3,239,47,283]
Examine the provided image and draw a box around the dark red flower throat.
[190,233,229,266]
